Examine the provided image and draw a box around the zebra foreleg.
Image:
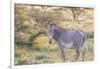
[59,45,66,62]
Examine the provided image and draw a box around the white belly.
[62,42,74,48]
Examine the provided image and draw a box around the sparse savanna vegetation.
[15,4,94,65]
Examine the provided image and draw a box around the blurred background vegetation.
[15,4,94,65]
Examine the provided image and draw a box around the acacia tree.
[70,7,84,22]
[62,7,85,23]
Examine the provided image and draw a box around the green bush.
[87,32,94,38]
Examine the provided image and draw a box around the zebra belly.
[61,41,74,48]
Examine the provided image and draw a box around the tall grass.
[15,36,94,65]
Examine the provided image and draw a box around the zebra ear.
[48,21,53,26]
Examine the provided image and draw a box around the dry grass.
[15,37,94,65]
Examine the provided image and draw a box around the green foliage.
[87,32,94,38]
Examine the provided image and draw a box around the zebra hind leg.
[75,49,80,61]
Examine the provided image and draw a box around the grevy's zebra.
[48,24,87,62]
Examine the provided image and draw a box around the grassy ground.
[15,37,94,65]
